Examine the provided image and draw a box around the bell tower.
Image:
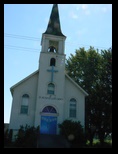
[40,4,66,55]
[35,4,66,131]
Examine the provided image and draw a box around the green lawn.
[86,138,112,148]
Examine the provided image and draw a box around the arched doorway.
[40,106,58,135]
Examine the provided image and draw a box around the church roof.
[10,70,88,97]
[65,74,89,96]
[43,4,66,37]
[10,70,39,95]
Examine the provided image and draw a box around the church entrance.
[40,106,58,135]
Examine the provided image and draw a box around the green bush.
[14,125,39,148]
[58,120,86,147]
[4,129,13,147]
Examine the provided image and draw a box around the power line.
[4,33,40,41]
[4,33,110,50]
[5,45,40,53]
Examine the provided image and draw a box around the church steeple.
[43,4,66,37]
[41,4,66,55]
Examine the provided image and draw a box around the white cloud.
[102,7,107,13]
[72,4,88,11]
[69,11,78,19]
[92,4,112,14]
[71,4,90,16]
[81,4,88,10]
[76,28,87,37]
[81,4,90,15]
[72,4,80,10]
[101,4,112,13]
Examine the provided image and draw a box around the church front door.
[40,116,57,134]
[40,106,57,135]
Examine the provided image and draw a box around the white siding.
[64,76,85,127]
[9,72,38,130]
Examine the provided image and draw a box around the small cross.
[47,66,58,82]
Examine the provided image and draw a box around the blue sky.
[4,4,112,123]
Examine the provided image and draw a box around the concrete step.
[37,134,70,148]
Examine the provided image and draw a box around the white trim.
[40,112,59,117]
[40,104,59,115]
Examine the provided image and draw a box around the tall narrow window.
[20,94,29,114]
[50,58,56,66]
[69,98,77,118]
[47,83,55,94]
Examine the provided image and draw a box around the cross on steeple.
[47,66,58,82]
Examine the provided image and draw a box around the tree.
[94,48,112,146]
[66,47,112,146]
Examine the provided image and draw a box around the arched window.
[50,58,56,66]
[47,83,55,94]
[69,98,77,118]
[42,106,57,113]
[20,94,29,114]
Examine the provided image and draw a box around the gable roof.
[65,73,89,96]
[10,70,39,95]
[10,70,88,97]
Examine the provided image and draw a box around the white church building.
[9,4,88,137]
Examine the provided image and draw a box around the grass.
[86,138,112,148]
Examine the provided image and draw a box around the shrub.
[14,125,39,148]
[58,120,86,147]
[4,129,13,147]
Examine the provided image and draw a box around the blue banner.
[40,116,57,134]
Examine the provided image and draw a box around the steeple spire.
[44,4,66,37]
